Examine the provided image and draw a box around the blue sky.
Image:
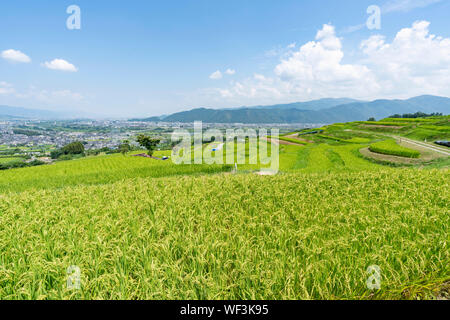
[1,0,449,117]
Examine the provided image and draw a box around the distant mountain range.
[135,95,450,124]
[240,98,362,111]
[2,95,450,123]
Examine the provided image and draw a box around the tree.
[367,117,376,122]
[51,141,85,159]
[118,141,131,155]
[61,141,85,155]
[50,149,63,159]
[136,135,160,156]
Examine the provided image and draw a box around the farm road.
[345,129,450,156]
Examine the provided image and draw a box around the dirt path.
[264,137,304,146]
[284,133,314,143]
[360,147,434,164]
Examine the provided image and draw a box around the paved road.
[345,129,450,156]
[398,137,450,156]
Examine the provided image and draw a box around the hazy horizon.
[1,0,450,117]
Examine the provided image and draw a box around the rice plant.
[0,169,447,299]
[369,140,421,158]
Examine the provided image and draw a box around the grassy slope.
[0,151,230,193]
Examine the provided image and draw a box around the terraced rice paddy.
[0,157,23,164]
[0,152,230,193]
[0,116,448,300]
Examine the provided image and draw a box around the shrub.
[58,154,73,161]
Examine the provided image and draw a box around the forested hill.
[134,96,450,123]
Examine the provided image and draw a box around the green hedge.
[317,135,370,144]
[356,121,408,126]
[383,118,438,123]
[369,140,420,158]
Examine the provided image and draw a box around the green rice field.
[0,116,448,300]
[0,169,448,299]
[0,157,23,164]
[369,140,421,158]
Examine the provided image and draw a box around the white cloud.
[265,43,298,58]
[1,49,31,63]
[32,89,83,102]
[203,21,450,106]
[209,70,223,80]
[342,1,442,35]
[225,69,236,75]
[341,23,366,34]
[0,81,15,95]
[43,59,78,72]
[49,89,83,100]
[0,82,87,112]
[276,22,375,95]
[10,85,83,104]
[242,24,374,100]
[382,0,442,13]
[360,20,450,97]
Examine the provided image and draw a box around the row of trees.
[12,128,42,136]
[85,139,156,156]
[389,112,443,119]
[50,135,161,160]
[0,159,45,171]
[367,112,444,122]
[86,142,134,156]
